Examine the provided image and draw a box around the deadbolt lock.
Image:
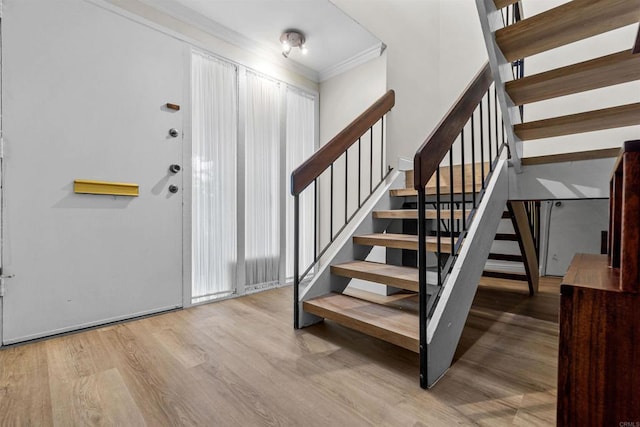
[169,164,181,174]
[168,185,179,194]
[169,128,179,138]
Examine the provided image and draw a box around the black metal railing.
[290,91,395,328]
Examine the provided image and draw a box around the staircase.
[303,166,475,354]
[291,0,640,390]
[476,0,640,169]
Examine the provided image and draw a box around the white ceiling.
[137,0,383,81]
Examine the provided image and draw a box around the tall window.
[286,88,316,278]
[245,72,282,286]
[191,52,238,302]
[191,51,316,302]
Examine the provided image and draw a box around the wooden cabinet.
[558,141,640,425]
[558,254,640,426]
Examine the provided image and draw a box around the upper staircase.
[290,0,640,390]
[477,0,640,169]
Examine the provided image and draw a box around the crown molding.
[318,42,386,82]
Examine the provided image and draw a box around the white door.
[1,0,185,343]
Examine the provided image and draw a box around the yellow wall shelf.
[74,179,139,197]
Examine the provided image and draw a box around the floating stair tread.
[354,233,453,253]
[488,253,524,262]
[495,233,519,241]
[515,103,640,141]
[494,0,519,9]
[332,261,419,292]
[373,209,464,220]
[400,165,488,197]
[303,293,419,352]
[495,0,640,62]
[390,183,483,197]
[521,147,620,166]
[344,286,440,315]
[342,287,419,306]
[505,50,640,105]
[483,269,528,282]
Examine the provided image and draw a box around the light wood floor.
[0,277,561,426]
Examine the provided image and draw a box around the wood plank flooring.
[0,277,561,426]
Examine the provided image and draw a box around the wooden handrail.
[291,90,395,196]
[413,63,493,190]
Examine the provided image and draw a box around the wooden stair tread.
[354,233,453,253]
[303,293,419,352]
[483,269,528,282]
[506,50,640,105]
[515,103,640,141]
[494,0,518,9]
[495,0,640,62]
[495,233,519,241]
[401,164,488,197]
[488,253,524,262]
[390,183,483,197]
[332,261,419,292]
[521,147,620,166]
[343,287,421,306]
[373,209,464,220]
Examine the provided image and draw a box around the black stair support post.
[417,188,428,389]
[402,201,418,268]
[293,195,300,329]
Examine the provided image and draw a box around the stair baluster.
[290,90,395,328]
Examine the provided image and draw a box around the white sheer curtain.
[245,71,281,286]
[286,88,315,279]
[191,51,238,302]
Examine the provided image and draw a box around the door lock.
[168,128,179,138]
[168,185,179,194]
[169,164,181,174]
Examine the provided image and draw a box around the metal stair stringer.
[424,158,509,387]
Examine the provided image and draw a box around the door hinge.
[0,274,14,297]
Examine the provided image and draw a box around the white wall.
[544,199,609,276]
[319,52,387,145]
[437,1,489,113]
[330,0,442,165]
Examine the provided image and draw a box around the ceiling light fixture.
[280,30,307,58]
